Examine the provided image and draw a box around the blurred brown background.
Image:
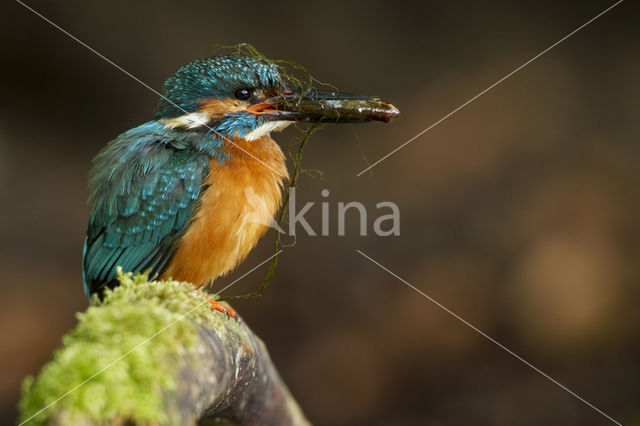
[2,1,639,425]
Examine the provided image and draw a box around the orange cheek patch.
[200,98,250,117]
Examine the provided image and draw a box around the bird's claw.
[206,298,238,320]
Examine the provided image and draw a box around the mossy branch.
[19,270,309,426]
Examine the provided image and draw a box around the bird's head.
[155,55,399,141]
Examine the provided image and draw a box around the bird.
[82,54,399,315]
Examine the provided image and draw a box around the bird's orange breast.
[161,136,288,287]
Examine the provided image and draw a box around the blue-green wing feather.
[83,122,211,297]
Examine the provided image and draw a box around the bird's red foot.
[206,298,237,320]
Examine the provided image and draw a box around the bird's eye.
[234,88,252,101]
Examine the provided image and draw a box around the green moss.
[19,269,236,425]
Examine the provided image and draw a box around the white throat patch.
[162,114,292,141]
[244,121,293,141]
[162,112,209,129]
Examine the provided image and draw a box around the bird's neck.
[220,136,287,175]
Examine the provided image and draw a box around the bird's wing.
[83,122,210,297]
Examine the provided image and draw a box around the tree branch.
[19,270,309,426]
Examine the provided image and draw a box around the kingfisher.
[83,54,399,315]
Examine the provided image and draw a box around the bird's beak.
[247,89,400,123]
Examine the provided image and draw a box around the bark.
[18,272,309,426]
